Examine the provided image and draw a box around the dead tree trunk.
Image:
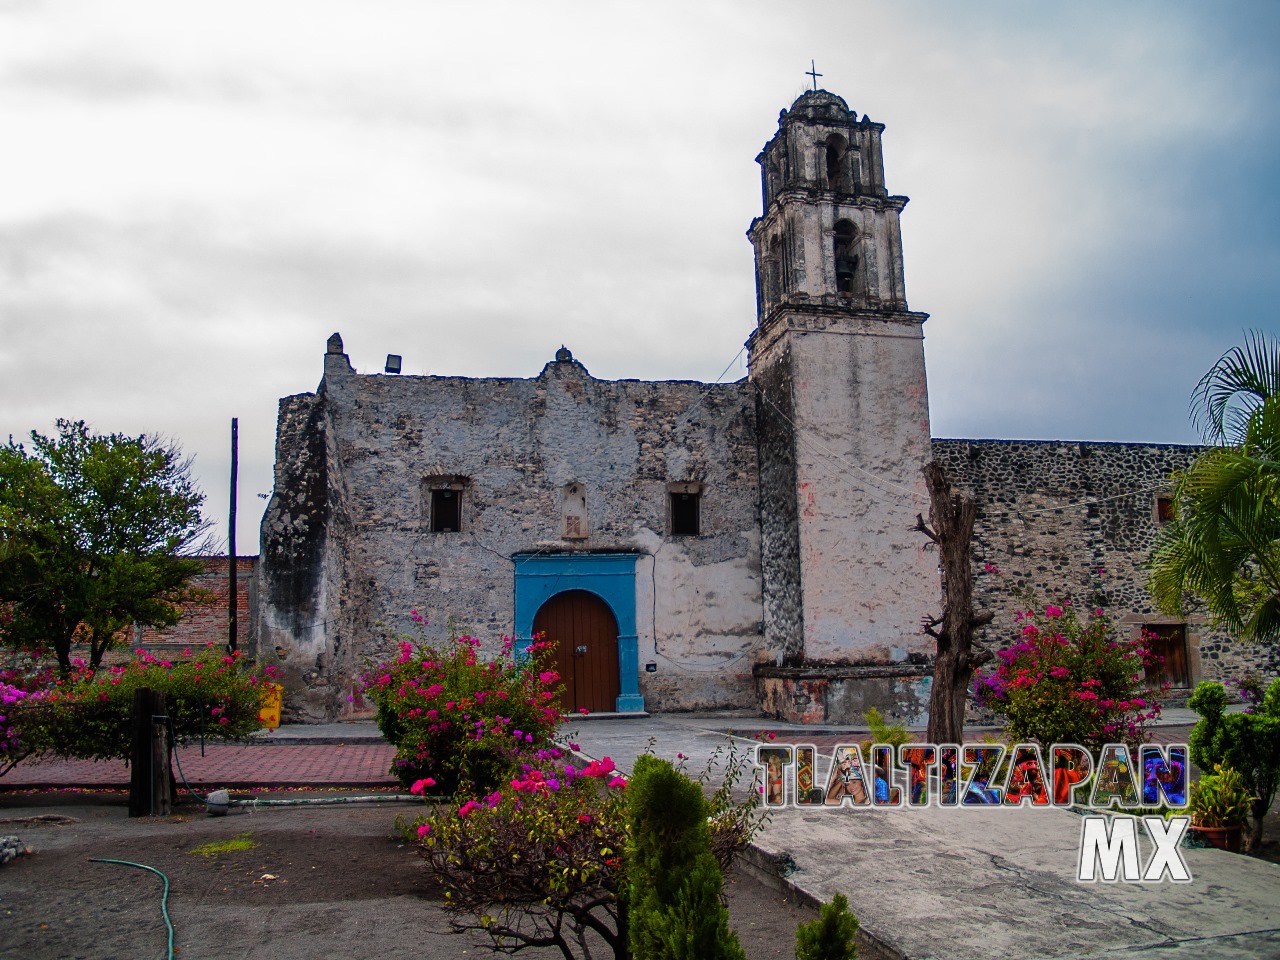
[916,461,993,744]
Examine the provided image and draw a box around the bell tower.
[748,90,936,679]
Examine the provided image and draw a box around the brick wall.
[134,556,258,649]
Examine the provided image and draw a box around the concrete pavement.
[564,712,1280,960]
[4,709,1278,959]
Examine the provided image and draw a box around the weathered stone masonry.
[935,439,1280,689]
[258,337,763,721]
[256,88,1276,722]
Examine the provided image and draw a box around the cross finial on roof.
[806,60,823,91]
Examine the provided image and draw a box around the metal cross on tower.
[806,60,823,91]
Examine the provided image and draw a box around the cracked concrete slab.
[755,805,1280,959]
[570,714,1280,960]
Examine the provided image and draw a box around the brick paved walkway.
[0,721,1198,792]
[0,743,398,790]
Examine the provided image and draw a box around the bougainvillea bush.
[361,619,564,793]
[1,644,271,772]
[398,746,761,960]
[974,602,1164,752]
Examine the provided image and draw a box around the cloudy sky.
[3,1,1278,552]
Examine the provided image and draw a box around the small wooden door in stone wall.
[1144,624,1191,689]
[532,590,620,714]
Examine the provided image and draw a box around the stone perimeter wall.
[933,439,1280,690]
[257,348,765,720]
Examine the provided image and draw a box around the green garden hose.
[89,858,174,960]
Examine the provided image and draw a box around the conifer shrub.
[401,746,763,960]
[1188,678,1280,850]
[626,754,746,960]
[795,893,858,960]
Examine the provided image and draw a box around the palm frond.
[1192,330,1280,445]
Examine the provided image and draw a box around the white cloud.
[2,0,1277,548]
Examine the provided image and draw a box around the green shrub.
[1188,763,1253,829]
[627,754,745,960]
[795,893,859,960]
[361,626,562,793]
[862,707,910,750]
[402,747,762,960]
[1188,678,1280,849]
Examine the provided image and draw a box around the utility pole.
[228,417,238,654]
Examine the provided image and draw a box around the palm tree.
[1150,332,1280,642]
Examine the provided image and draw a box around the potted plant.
[1188,764,1253,852]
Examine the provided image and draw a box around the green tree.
[626,755,745,960]
[795,893,859,960]
[1150,333,1280,642]
[0,419,210,669]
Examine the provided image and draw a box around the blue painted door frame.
[513,552,644,713]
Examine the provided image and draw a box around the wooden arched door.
[532,589,620,714]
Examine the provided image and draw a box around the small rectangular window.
[670,491,700,537]
[1155,495,1175,525]
[431,488,461,533]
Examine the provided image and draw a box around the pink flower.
[1045,605,1064,618]
[410,778,437,795]
[578,708,590,715]
[583,757,617,778]
[417,823,431,838]
[982,562,1002,574]
[457,800,481,818]
[608,776,627,789]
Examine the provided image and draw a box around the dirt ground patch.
[0,791,814,960]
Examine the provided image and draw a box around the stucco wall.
[258,343,763,719]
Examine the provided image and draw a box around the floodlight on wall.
[385,354,402,374]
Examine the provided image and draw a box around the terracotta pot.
[1190,824,1244,853]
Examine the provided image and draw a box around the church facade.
[255,90,1274,722]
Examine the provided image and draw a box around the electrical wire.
[89,859,174,960]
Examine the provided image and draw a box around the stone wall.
[754,344,804,664]
[258,341,764,719]
[933,439,1280,690]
